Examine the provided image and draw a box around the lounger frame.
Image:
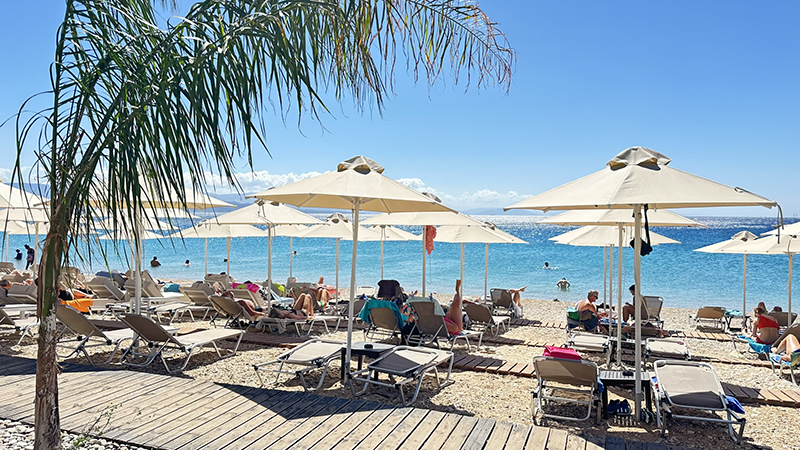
[652,360,745,443]
[531,356,600,425]
[54,305,135,365]
[567,332,612,366]
[253,338,343,391]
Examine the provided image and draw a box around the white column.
[344,200,362,383]
[616,224,624,366]
[422,228,427,296]
[633,205,643,420]
[335,237,340,300]
[484,243,489,300]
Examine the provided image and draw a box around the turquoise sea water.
[4,215,798,310]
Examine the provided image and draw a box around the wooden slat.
[481,421,512,450]
[505,423,531,450]
[439,416,479,450]
[307,403,394,450]
[398,409,446,450]
[461,418,495,450]
[350,406,413,450]
[565,433,586,450]
[376,408,430,449]
[419,414,462,450]
[545,428,568,450]
[495,361,519,375]
[524,425,549,450]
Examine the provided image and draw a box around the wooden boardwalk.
[0,355,697,450]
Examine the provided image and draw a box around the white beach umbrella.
[0,182,44,210]
[363,210,483,296]
[550,226,680,246]
[296,213,382,299]
[0,184,49,265]
[505,146,777,419]
[435,224,528,299]
[249,156,453,379]
[699,232,800,321]
[695,231,760,323]
[368,225,421,280]
[763,221,800,237]
[213,200,323,293]
[170,222,270,275]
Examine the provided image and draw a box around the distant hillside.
[461,207,544,216]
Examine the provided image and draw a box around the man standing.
[24,244,34,270]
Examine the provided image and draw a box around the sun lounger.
[407,301,482,350]
[7,284,37,304]
[694,306,726,331]
[2,271,31,284]
[0,262,17,274]
[489,288,516,317]
[355,286,376,297]
[0,307,38,345]
[531,356,601,424]
[464,302,509,337]
[54,305,137,365]
[376,279,404,302]
[205,273,234,290]
[174,282,216,322]
[86,276,126,302]
[208,294,261,329]
[771,311,798,331]
[364,304,403,343]
[646,338,690,361]
[253,338,343,391]
[652,360,745,442]
[643,296,665,328]
[119,313,244,373]
[567,332,611,366]
[350,345,454,405]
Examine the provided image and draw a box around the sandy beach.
[2,282,799,450]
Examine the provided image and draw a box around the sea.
[3,215,798,311]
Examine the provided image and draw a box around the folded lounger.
[652,360,745,443]
[567,332,612,366]
[694,306,726,331]
[645,338,691,361]
[54,305,138,365]
[531,356,601,424]
[464,302,509,337]
[350,345,454,405]
[253,338,343,391]
[0,307,39,345]
[120,314,244,373]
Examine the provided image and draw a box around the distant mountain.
[461,207,544,216]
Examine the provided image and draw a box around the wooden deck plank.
[398,409,446,450]
[461,418,496,450]
[505,422,532,449]
[277,400,368,450]
[306,403,394,450]
[197,391,307,450]
[545,428,568,450]
[481,420,512,450]
[418,414,462,450]
[375,407,431,450]
[439,415,479,450]
[565,433,586,450]
[350,406,414,450]
[236,395,341,450]
[524,425,549,450]
[495,361,519,375]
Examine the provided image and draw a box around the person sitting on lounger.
[772,334,800,363]
[575,290,607,333]
[621,285,637,322]
[752,305,779,345]
[269,293,316,320]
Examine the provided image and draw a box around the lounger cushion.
[658,363,724,409]
[647,339,687,357]
[176,329,242,346]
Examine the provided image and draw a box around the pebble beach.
[1,283,799,450]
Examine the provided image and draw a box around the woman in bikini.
[752,306,779,345]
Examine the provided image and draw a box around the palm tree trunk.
[34,224,64,450]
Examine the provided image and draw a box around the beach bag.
[567,307,581,321]
[543,345,581,361]
[163,283,180,293]
[630,204,653,256]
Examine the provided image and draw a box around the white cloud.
[201,169,327,196]
[396,177,529,211]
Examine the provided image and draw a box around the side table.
[599,369,652,419]
[340,341,394,381]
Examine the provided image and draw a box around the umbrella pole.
[335,237,340,300]
[609,244,614,332]
[134,211,143,315]
[345,200,362,385]
[226,237,231,275]
[289,237,294,279]
[617,225,624,366]
[603,245,608,308]
[485,243,489,301]
[742,254,747,330]
[633,205,643,420]
[381,240,384,281]
[422,228,426,296]
[204,238,208,275]
[789,253,793,320]
[460,243,464,299]
[267,225,273,293]
[34,222,39,266]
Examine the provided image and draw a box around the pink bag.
[543,345,581,361]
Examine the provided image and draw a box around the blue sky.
[1,1,798,217]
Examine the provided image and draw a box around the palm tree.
[11,0,513,447]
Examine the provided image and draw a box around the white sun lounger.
[253,339,344,391]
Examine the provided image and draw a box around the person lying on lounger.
[268,293,317,320]
[772,334,800,363]
[751,305,779,345]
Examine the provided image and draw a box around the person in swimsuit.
[772,334,800,363]
[444,279,465,335]
[575,289,607,333]
[752,306,779,345]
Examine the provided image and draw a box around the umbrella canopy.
[0,182,45,209]
[695,231,761,321]
[763,221,800,237]
[435,224,528,298]
[505,146,777,419]
[1,207,49,223]
[214,200,324,290]
[538,209,703,227]
[550,226,680,246]
[250,155,453,379]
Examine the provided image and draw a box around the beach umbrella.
[505,146,776,419]
[362,210,483,295]
[695,231,760,325]
[1,221,35,262]
[169,221,270,275]
[0,188,49,266]
[249,156,453,379]
[763,221,800,237]
[435,223,527,299]
[296,213,382,299]
[698,232,800,321]
[367,225,421,280]
[0,182,44,210]
[213,200,323,293]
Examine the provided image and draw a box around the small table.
[599,370,652,419]
[340,341,394,381]
[724,312,750,332]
